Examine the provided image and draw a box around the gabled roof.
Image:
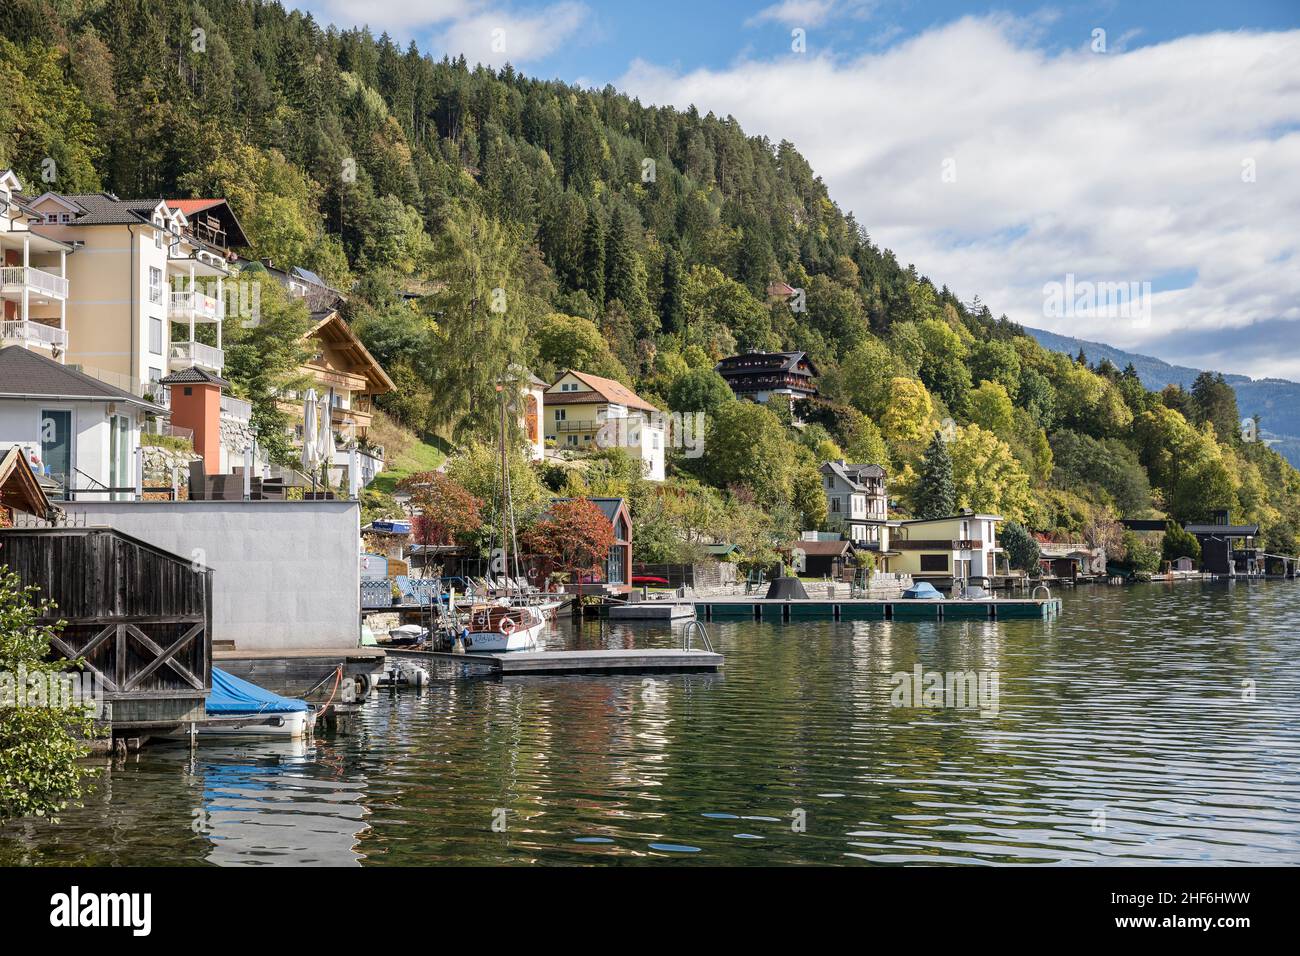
[821,460,885,490]
[549,496,630,528]
[28,192,166,227]
[0,346,167,411]
[545,370,658,412]
[304,310,395,394]
[0,446,53,519]
[168,198,251,248]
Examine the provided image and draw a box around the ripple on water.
[3,582,1300,866]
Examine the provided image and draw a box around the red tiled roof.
[168,199,225,215]
[546,371,658,412]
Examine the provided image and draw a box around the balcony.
[0,266,69,300]
[168,289,222,323]
[220,395,253,421]
[169,340,224,373]
[555,419,599,433]
[0,319,67,352]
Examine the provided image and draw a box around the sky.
[294,1,1300,381]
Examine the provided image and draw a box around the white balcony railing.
[168,289,221,322]
[169,340,224,372]
[0,266,69,299]
[220,395,253,421]
[0,320,67,350]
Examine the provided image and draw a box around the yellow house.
[28,190,246,394]
[892,512,1005,582]
[543,370,665,481]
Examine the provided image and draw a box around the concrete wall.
[61,499,360,651]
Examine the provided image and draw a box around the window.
[831,498,841,513]
[154,217,164,249]
[920,554,949,572]
[149,267,163,304]
[39,409,72,494]
[554,409,566,421]
[567,436,578,446]
[652,432,660,450]
[149,316,162,355]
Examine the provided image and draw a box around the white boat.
[179,710,313,739]
[461,602,545,652]
[166,667,315,740]
[387,624,428,644]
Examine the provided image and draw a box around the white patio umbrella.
[301,388,320,479]
[316,393,336,472]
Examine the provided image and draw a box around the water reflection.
[3,581,1300,865]
[192,742,371,866]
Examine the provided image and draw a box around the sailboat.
[460,382,546,653]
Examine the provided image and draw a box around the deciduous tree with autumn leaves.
[396,472,483,549]
[521,498,615,585]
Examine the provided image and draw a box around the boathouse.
[0,524,212,728]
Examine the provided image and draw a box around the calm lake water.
[4,581,1299,866]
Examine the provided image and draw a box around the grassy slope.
[369,440,446,495]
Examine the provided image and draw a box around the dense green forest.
[3,0,1298,566]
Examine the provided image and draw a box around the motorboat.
[170,667,313,739]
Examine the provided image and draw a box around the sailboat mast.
[498,386,512,597]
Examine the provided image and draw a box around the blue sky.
[296,2,1300,380]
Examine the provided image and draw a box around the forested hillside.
[3,0,1298,562]
[1028,327,1300,467]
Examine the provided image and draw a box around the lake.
[4,580,1299,866]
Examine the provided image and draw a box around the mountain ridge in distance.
[1025,326,1300,467]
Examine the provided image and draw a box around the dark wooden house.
[715,351,819,403]
[0,526,212,728]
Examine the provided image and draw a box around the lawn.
[369,439,446,495]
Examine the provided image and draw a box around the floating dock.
[695,597,1061,621]
[386,646,722,675]
[607,601,697,621]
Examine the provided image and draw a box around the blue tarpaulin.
[902,581,944,600]
[207,667,309,715]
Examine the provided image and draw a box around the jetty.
[695,595,1061,621]
[386,646,722,675]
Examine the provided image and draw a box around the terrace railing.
[0,265,69,299]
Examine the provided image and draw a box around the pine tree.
[660,244,684,334]
[914,431,955,520]
[604,208,640,309]
[581,205,605,306]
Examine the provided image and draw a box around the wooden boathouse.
[0,526,212,730]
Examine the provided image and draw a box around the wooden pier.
[695,596,1061,621]
[386,646,722,675]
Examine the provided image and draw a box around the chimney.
[161,368,226,473]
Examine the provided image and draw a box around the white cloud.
[309,0,480,35]
[436,2,589,67]
[746,0,878,29]
[304,1,590,66]
[619,17,1300,380]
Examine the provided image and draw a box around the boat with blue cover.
[901,581,943,600]
[171,667,313,739]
